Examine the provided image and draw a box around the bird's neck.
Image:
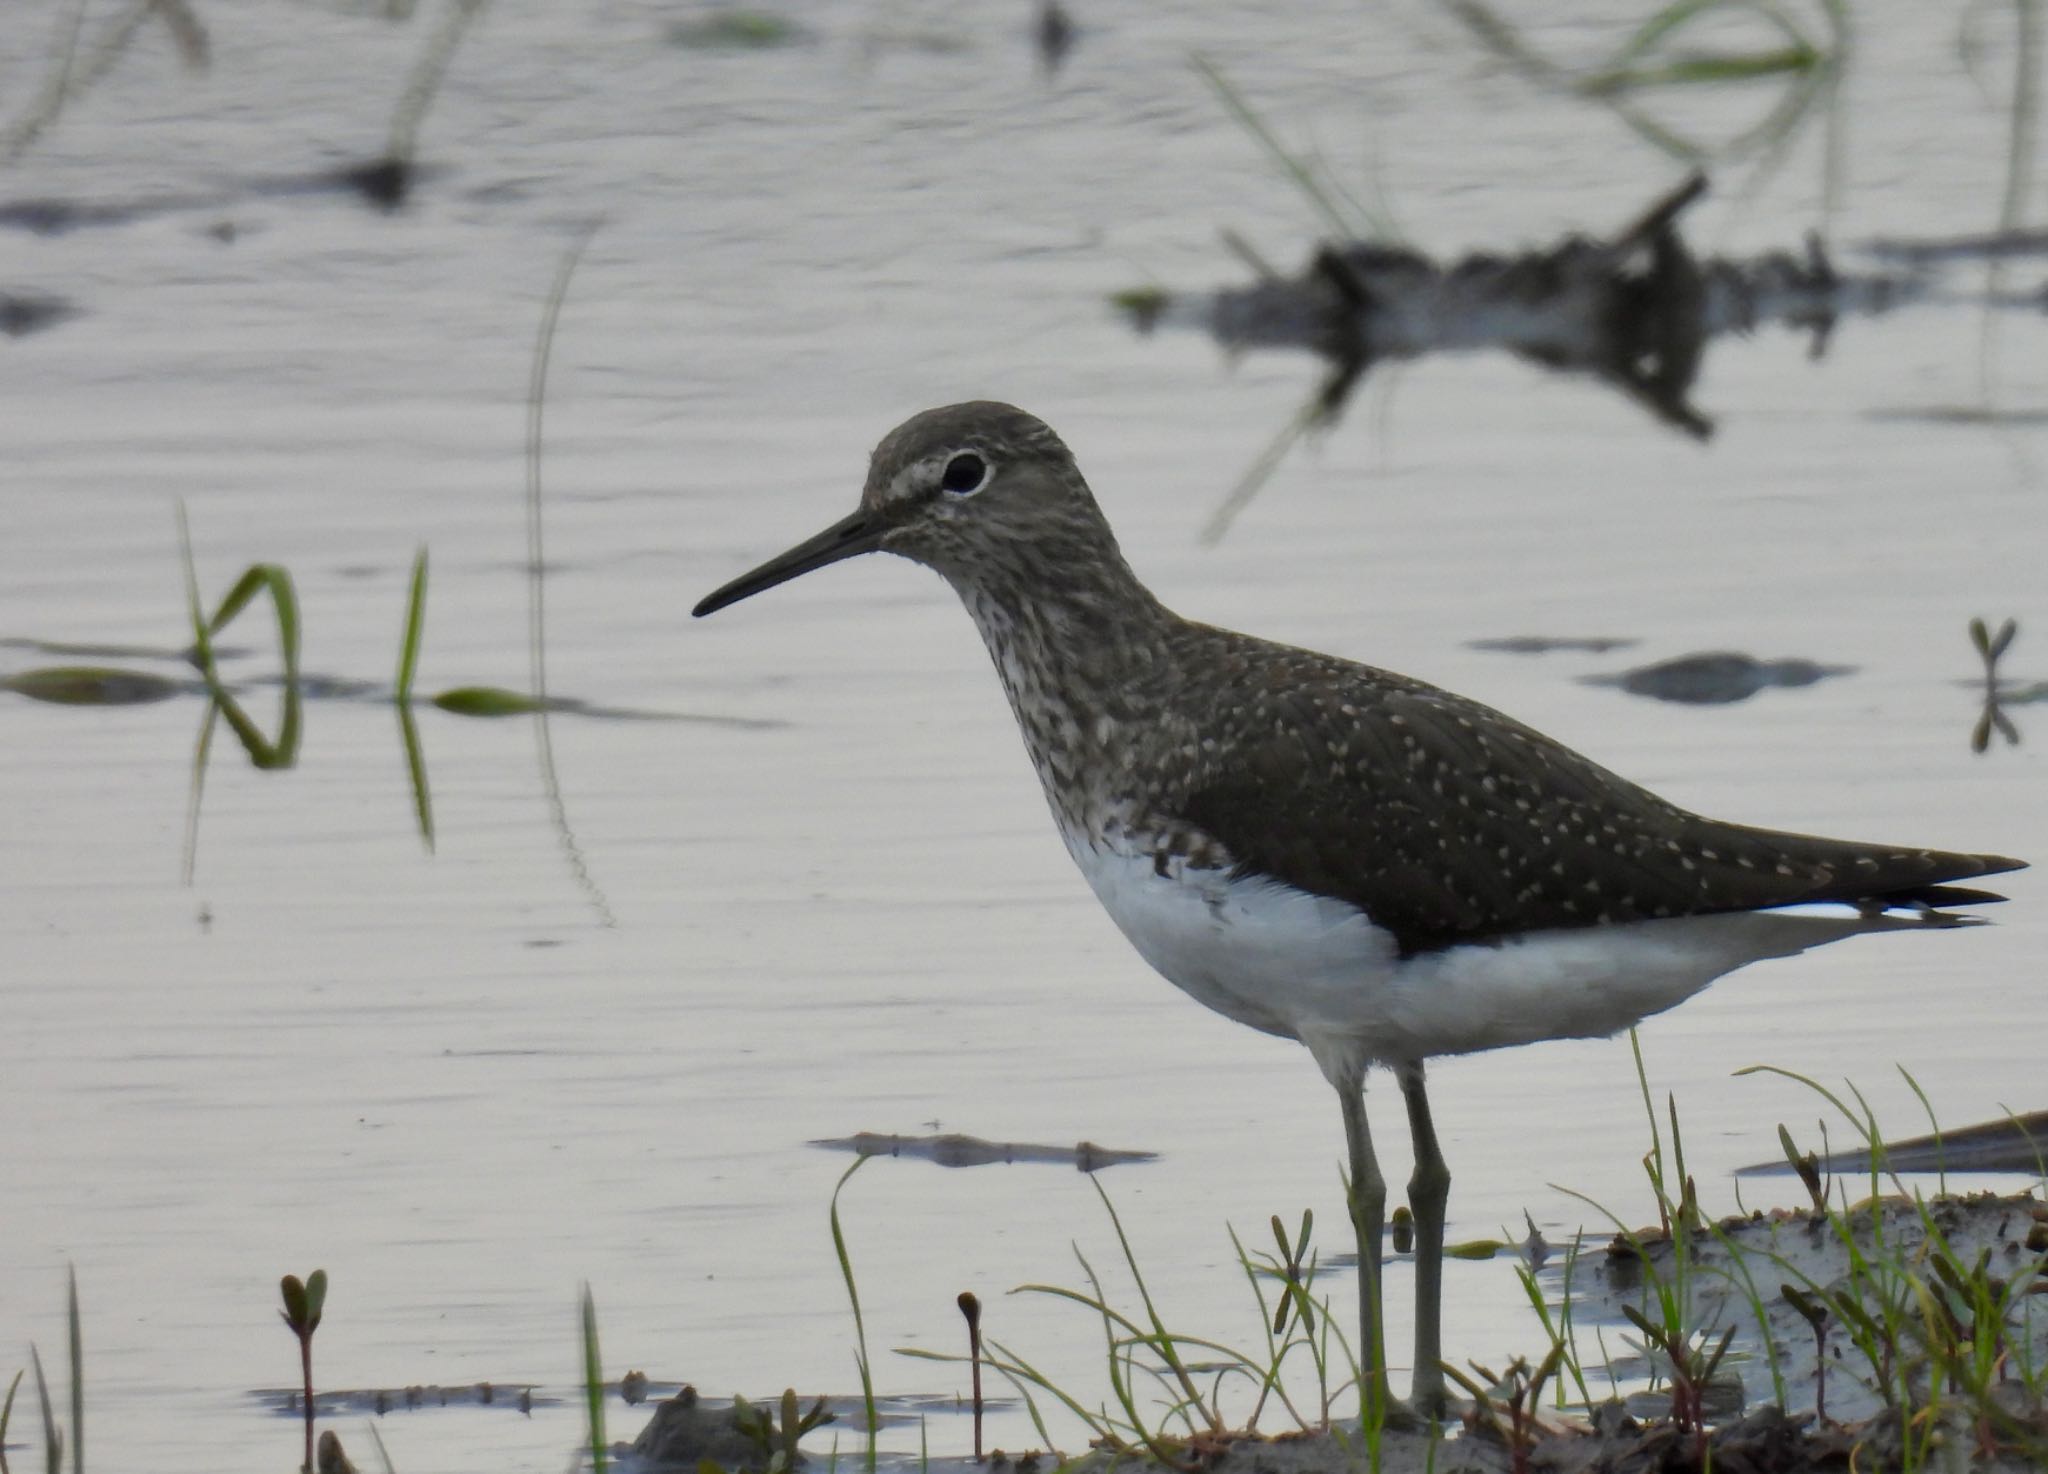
[942,540,1185,838]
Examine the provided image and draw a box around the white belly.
[1064,837,1897,1079]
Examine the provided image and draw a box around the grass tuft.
[900,1176,1376,1468]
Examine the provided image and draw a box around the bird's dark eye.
[940,453,988,495]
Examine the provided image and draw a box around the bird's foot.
[1354,1395,1455,1435]
[1364,1389,1462,1432]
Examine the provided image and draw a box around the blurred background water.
[1,2,2043,1470]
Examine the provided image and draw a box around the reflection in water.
[0,634,224,661]
[1969,616,2039,753]
[1444,1,1850,200]
[1583,651,1856,706]
[0,666,189,705]
[2,505,772,896]
[1468,636,1638,656]
[398,701,434,851]
[0,0,209,168]
[0,288,77,335]
[527,225,614,928]
[1,0,481,217]
[177,521,306,879]
[809,1131,1157,1173]
[1740,1107,2048,1177]
[1115,174,2048,540]
[1124,171,1927,426]
[0,647,772,882]
[255,1382,554,1417]
[1036,0,1076,78]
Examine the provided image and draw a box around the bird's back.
[1099,619,2025,956]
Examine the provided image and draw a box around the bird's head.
[692,401,1112,618]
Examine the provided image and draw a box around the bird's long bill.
[692,508,883,618]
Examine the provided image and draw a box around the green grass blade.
[396,545,428,704]
[1071,1247,1150,1454]
[182,700,220,884]
[397,704,434,851]
[1225,1223,1305,1431]
[65,1268,79,1474]
[1996,1099,2048,1183]
[1605,0,1811,69]
[1584,47,1817,92]
[28,1345,56,1474]
[1699,1220,1786,1408]
[1190,54,1382,243]
[1085,1177,1214,1431]
[211,682,300,771]
[1444,1,1570,82]
[1198,383,1324,547]
[1898,1066,1946,1196]
[522,221,617,929]
[984,1339,1129,1442]
[827,1156,877,1473]
[1012,1282,1157,1343]
[1,1365,22,1454]
[175,510,304,769]
[580,1283,607,1474]
[365,1419,396,1474]
[175,502,211,672]
[1605,0,1737,64]
[976,1340,1091,1449]
[527,223,598,708]
[385,0,485,163]
[1631,1031,1666,1194]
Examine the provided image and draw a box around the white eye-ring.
[939,451,990,496]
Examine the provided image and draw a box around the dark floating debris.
[0,162,438,235]
[1468,635,1639,655]
[0,290,79,337]
[1582,651,1854,705]
[1867,406,2048,427]
[1036,0,1076,76]
[1740,1110,2048,1177]
[335,156,414,211]
[808,1130,1157,1172]
[0,198,157,234]
[629,1386,834,1473]
[668,11,808,50]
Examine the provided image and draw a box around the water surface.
[2,3,2043,1470]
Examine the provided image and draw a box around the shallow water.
[2,3,2044,1471]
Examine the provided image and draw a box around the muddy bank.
[1060,1397,2048,1474]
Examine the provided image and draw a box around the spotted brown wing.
[1176,677,2023,956]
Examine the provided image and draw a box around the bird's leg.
[1398,1063,1451,1419]
[1336,1074,1392,1424]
